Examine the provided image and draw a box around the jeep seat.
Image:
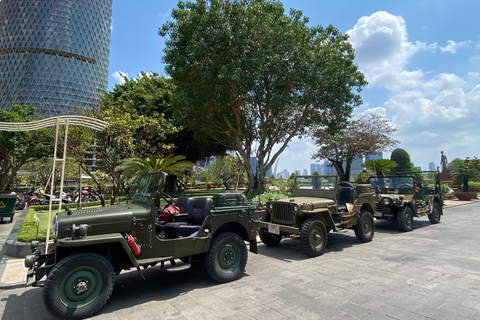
[338,185,355,211]
[164,197,212,238]
[176,196,194,214]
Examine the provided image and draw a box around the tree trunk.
[331,160,346,181]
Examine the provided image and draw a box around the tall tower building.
[0,0,112,116]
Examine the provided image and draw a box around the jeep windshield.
[368,176,414,190]
[133,173,166,203]
[295,176,337,190]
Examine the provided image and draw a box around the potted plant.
[450,157,479,201]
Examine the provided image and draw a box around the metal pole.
[78,160,82,209]
[57,120,69,214]
[45,119,60,251]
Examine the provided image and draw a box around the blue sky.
[108,0,480,174]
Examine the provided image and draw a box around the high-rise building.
[310,163,321,175]
[365,152,383,162]
[428,162,435,171]
[0,0,112,116]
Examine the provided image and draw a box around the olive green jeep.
[259,175,376,257]
[25,172,258,320]
[369,170,443,232]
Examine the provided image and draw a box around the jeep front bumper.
[25,245,56,286]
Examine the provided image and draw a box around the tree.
[207,155,246,189]
[23,158,80,189]
[0,105,52,192]
[159,0,367,192]
[116,154,193,188]
[312,113,398,181]
[65,75,183,206]
[449,157,480,192]
[362,159,397,176]
[390,148,414,174]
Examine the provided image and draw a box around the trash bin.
[0,195,16,223]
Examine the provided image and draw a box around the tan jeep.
[259,175,377,257]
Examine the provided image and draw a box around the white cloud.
[112,71,128,85]
[358,107,387,117]
[347,11,424,90]
[346,11,480,169]
[439,40,470,54]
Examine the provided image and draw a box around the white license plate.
[268,223,280,235]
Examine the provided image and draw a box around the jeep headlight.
[383,198,391,205]
[293,205,299,212]
[268,203,273,210]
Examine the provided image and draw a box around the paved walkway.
[0,198,479,319]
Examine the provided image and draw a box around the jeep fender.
[56,233,139,267]
[307,209,336,231]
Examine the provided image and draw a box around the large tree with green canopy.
[312,112,398,181]
[159,0,367,192]
[0,105,52,192]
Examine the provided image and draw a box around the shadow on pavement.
[257,231,362,261]
[98,262,222,316]
[374,219,432,234]
[1,287,52,320]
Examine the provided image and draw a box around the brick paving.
[0,199,479,319]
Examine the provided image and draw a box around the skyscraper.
[0,0,112,116]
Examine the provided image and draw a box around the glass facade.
[0,0,112,116]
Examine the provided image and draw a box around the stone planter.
[454,192,478,201]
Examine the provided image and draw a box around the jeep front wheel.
[205,232,247,283]
[43,253,115,320]
[397,207,414,232]
[300,218,327,257]
[259,213,282,247]
[428,202,441,224]
[354,211,375,242]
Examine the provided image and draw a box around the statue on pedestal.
[440,151,449,173]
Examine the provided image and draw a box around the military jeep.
[369,170,443,232]
[259,175,377,257]
[25,172,258,320]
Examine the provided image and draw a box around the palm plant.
[362,159,397,176]
[117,154,193,186]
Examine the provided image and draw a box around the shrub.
[17,208,51,243]
[258,191,288,205]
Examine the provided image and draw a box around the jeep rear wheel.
[43,253,115,320]
[354,211,375,242]
[259,213,282,247]
[397,207,414,232]
[428,202,441,224]
[205,232,247,283]
[300,218,327,257]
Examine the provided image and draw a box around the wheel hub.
[75,280,88,294]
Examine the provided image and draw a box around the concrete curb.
[0,281,27,289]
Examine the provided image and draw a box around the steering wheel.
[161,192,178,208]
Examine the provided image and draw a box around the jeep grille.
[376,203,386,213]
[271,203,294,224]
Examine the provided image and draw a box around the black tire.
[259,213,282,247]
[43,253,115,320]
[300,218,328,257]
[205,232,247,283]
[354,211,375,242]
[397,206,414,232]
[428,202,442,224]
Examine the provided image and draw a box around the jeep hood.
[270,197,335,209]
[56,203,151,238]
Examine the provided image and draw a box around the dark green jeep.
[259,175,377,257]
[25,172,258,319]
[369,170,443,231]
